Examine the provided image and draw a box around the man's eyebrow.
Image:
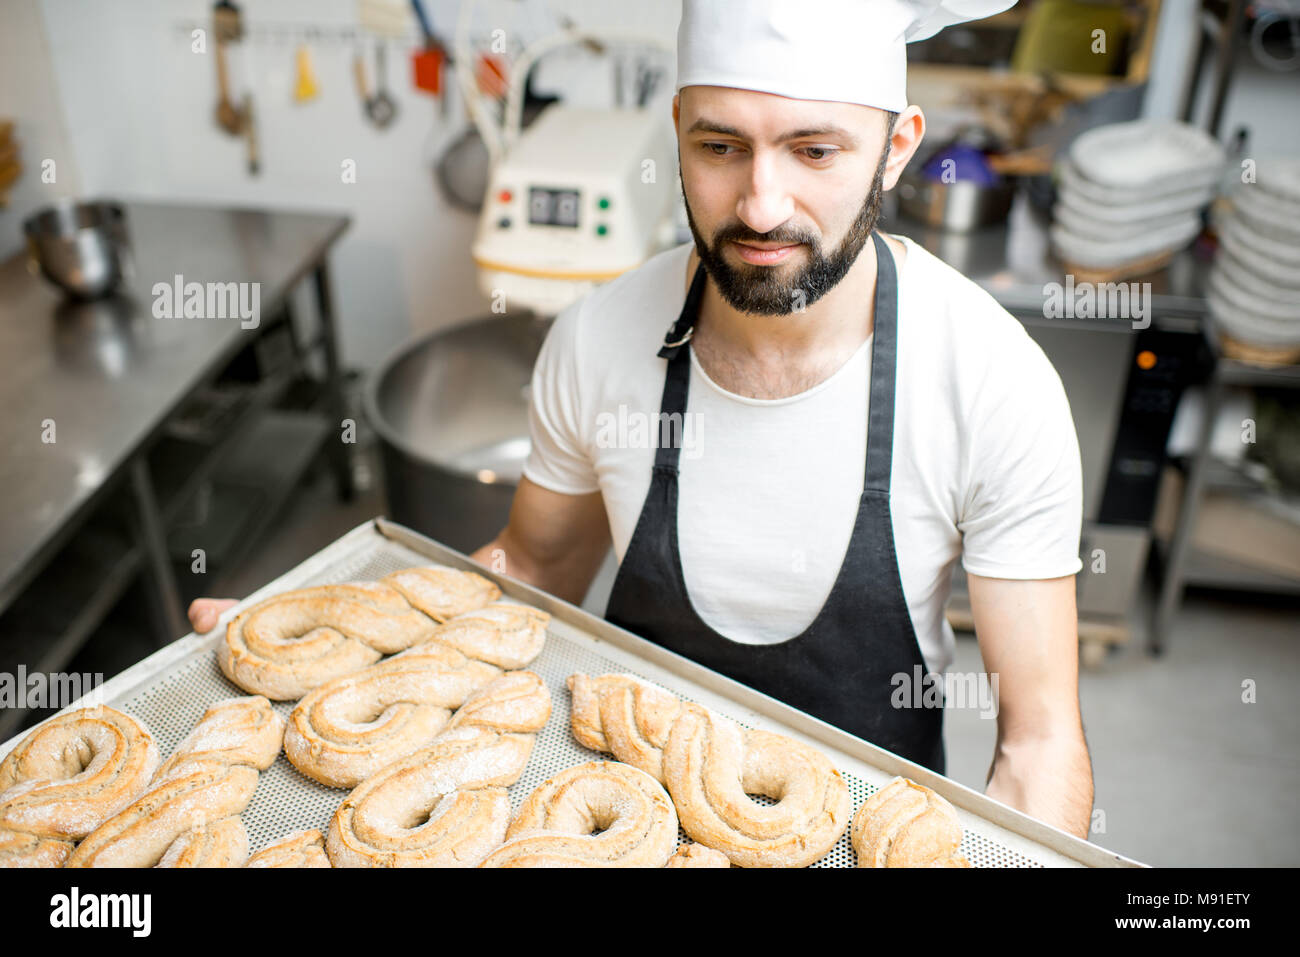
[686,118,860,146]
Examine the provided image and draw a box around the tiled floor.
[61,444,1300,867]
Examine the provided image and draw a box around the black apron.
[604,231,945,773]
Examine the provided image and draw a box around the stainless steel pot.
[896,168,1015,232]
[23,199,131,299]
[364,313,551,553]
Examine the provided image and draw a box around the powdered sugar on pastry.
[479,761,678,868]
[244,829,330,868]
[67,697,283,868]
[0,707,159,868]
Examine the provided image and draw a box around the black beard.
[682,141,892,316]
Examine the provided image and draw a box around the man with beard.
[190,0,1093,839]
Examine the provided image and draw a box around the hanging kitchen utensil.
[436,125,490,211]
[409,0,450,117]
[369,41,398,128]
[353,47,372,115]
[476,53,508,100]
[243,92,260,175]
[294,44,321,103]
[634,57,663,108]
[357,0,410,37]
[212,0,244,135]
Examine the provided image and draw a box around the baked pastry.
[326,726,536,867]
[155,695,285,780]
[851,776,971,868]
[478,761,678,868]
[282,594,550,788]
[568,673,852,868]
[0,707,160,868]
[65,760,259,868]
[381,567,503,623]
[283,642,501,788]
[66,696,284,868]
[245,829,331,868]
[568,673,680,782]
[218,581,434,701]
[663,704,852,868]
[665,842,731,868]
[445,671,552,734]
[156,818,249,868]
[218,567,502,700]
[425,604,550,670]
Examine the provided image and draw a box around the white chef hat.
[676,0,1017,113]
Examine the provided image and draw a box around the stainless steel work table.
[0,201,352,734]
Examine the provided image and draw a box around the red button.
[498,189,513,203]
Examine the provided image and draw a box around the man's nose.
[735,152,794,236]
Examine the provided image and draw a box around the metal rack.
[1151,328,1300,654]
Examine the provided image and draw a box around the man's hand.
[966,572,1094,839]
[188,598,239,634]
[469,476,612,606]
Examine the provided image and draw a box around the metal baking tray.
[1,518,1143,867]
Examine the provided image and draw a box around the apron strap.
[864,230,899,494]
[653,232,900,489]
[658,262,708,360]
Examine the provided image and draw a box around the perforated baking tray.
[1,518,1142,867]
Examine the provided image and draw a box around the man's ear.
[672,93,680,129]
[882,105,925,191]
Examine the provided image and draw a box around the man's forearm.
[467,533,594,605]
[985,730,1094,839]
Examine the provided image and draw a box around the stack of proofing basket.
[1205,158,1300,363]
[1050,119,1225,282]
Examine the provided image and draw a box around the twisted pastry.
[478,761,678,868]
[156,695,285,780]
[66,696,284,868]
[65,760,259,868]
[327,725,539,867]
[283,604,550,788]
[568,673,680,782]
[156,818,249,868]
[218,567,501,700]
[382,567,503,623]
[568,673,852,868]
[423,604,550,670]
[851,776,971,868]
[283,643,501,788]
[445,671,552,733]
[665,843,731,868]
[0,707,160,868]
[245,829,331,868]
[663,704,852,868]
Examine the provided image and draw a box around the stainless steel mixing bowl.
[364,313,552,553]
[23,199,131,299]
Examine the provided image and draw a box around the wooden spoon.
[214,36,243,135]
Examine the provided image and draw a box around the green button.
[598,197,611,210]
[596,224,608,236]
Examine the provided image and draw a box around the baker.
[190,0,1093,838]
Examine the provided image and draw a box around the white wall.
[0,0,83,258]
[26,0,679,372]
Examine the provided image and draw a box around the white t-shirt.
[522,235,1083,674]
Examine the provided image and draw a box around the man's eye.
[802,146,838,161]
[703,142,735,156]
